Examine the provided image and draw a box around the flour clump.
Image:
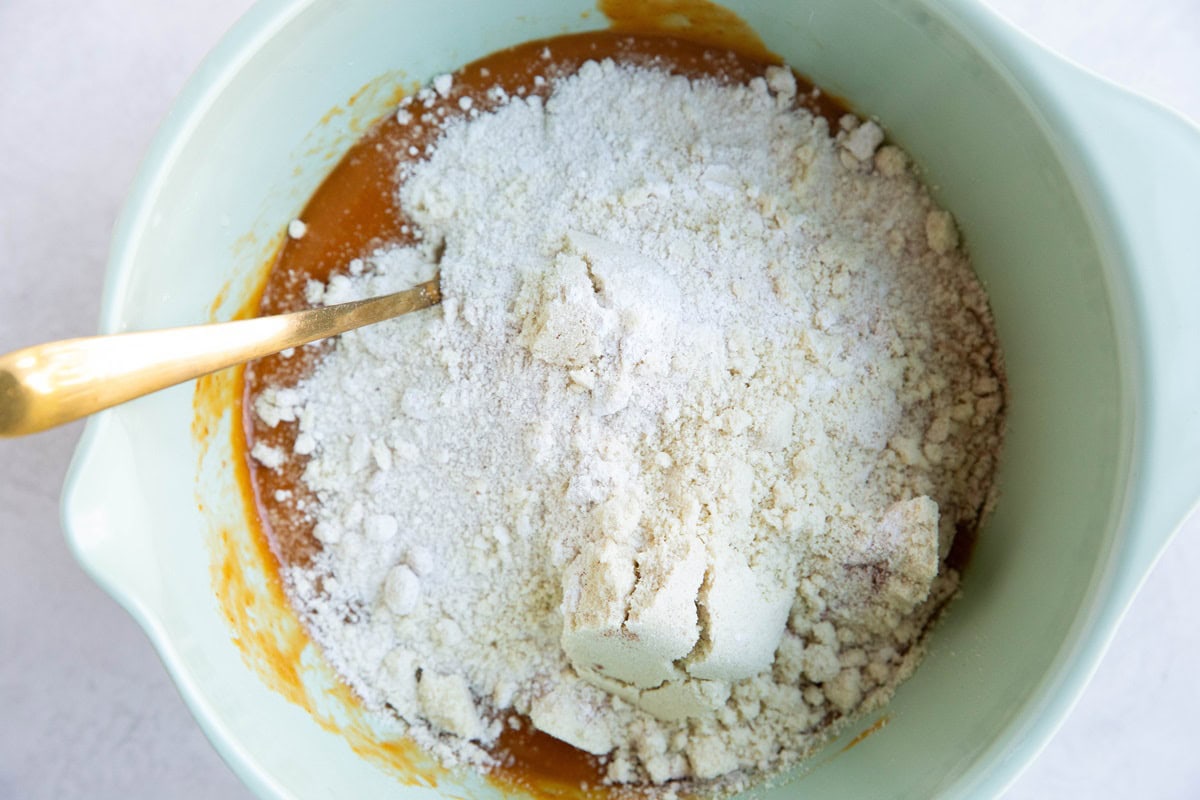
[268,58,1006,793]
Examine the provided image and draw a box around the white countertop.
[1,1,1197,797]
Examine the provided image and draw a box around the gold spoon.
[0,278,441,438]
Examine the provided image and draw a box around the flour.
[260,58,1005,793]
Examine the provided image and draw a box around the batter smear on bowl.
[244,33,1006,797]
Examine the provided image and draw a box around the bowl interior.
[63,0,1133,798]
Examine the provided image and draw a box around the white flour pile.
[252,59,1005,792]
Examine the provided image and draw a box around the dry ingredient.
[251,57,1005,793]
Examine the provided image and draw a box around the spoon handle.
[0,279,440,438]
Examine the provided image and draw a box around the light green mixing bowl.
[61,0,1200,797]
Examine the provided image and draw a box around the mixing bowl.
[60,0,1200,797]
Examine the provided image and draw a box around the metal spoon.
[0,278,441,437]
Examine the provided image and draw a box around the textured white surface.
[0,1,1197,798]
